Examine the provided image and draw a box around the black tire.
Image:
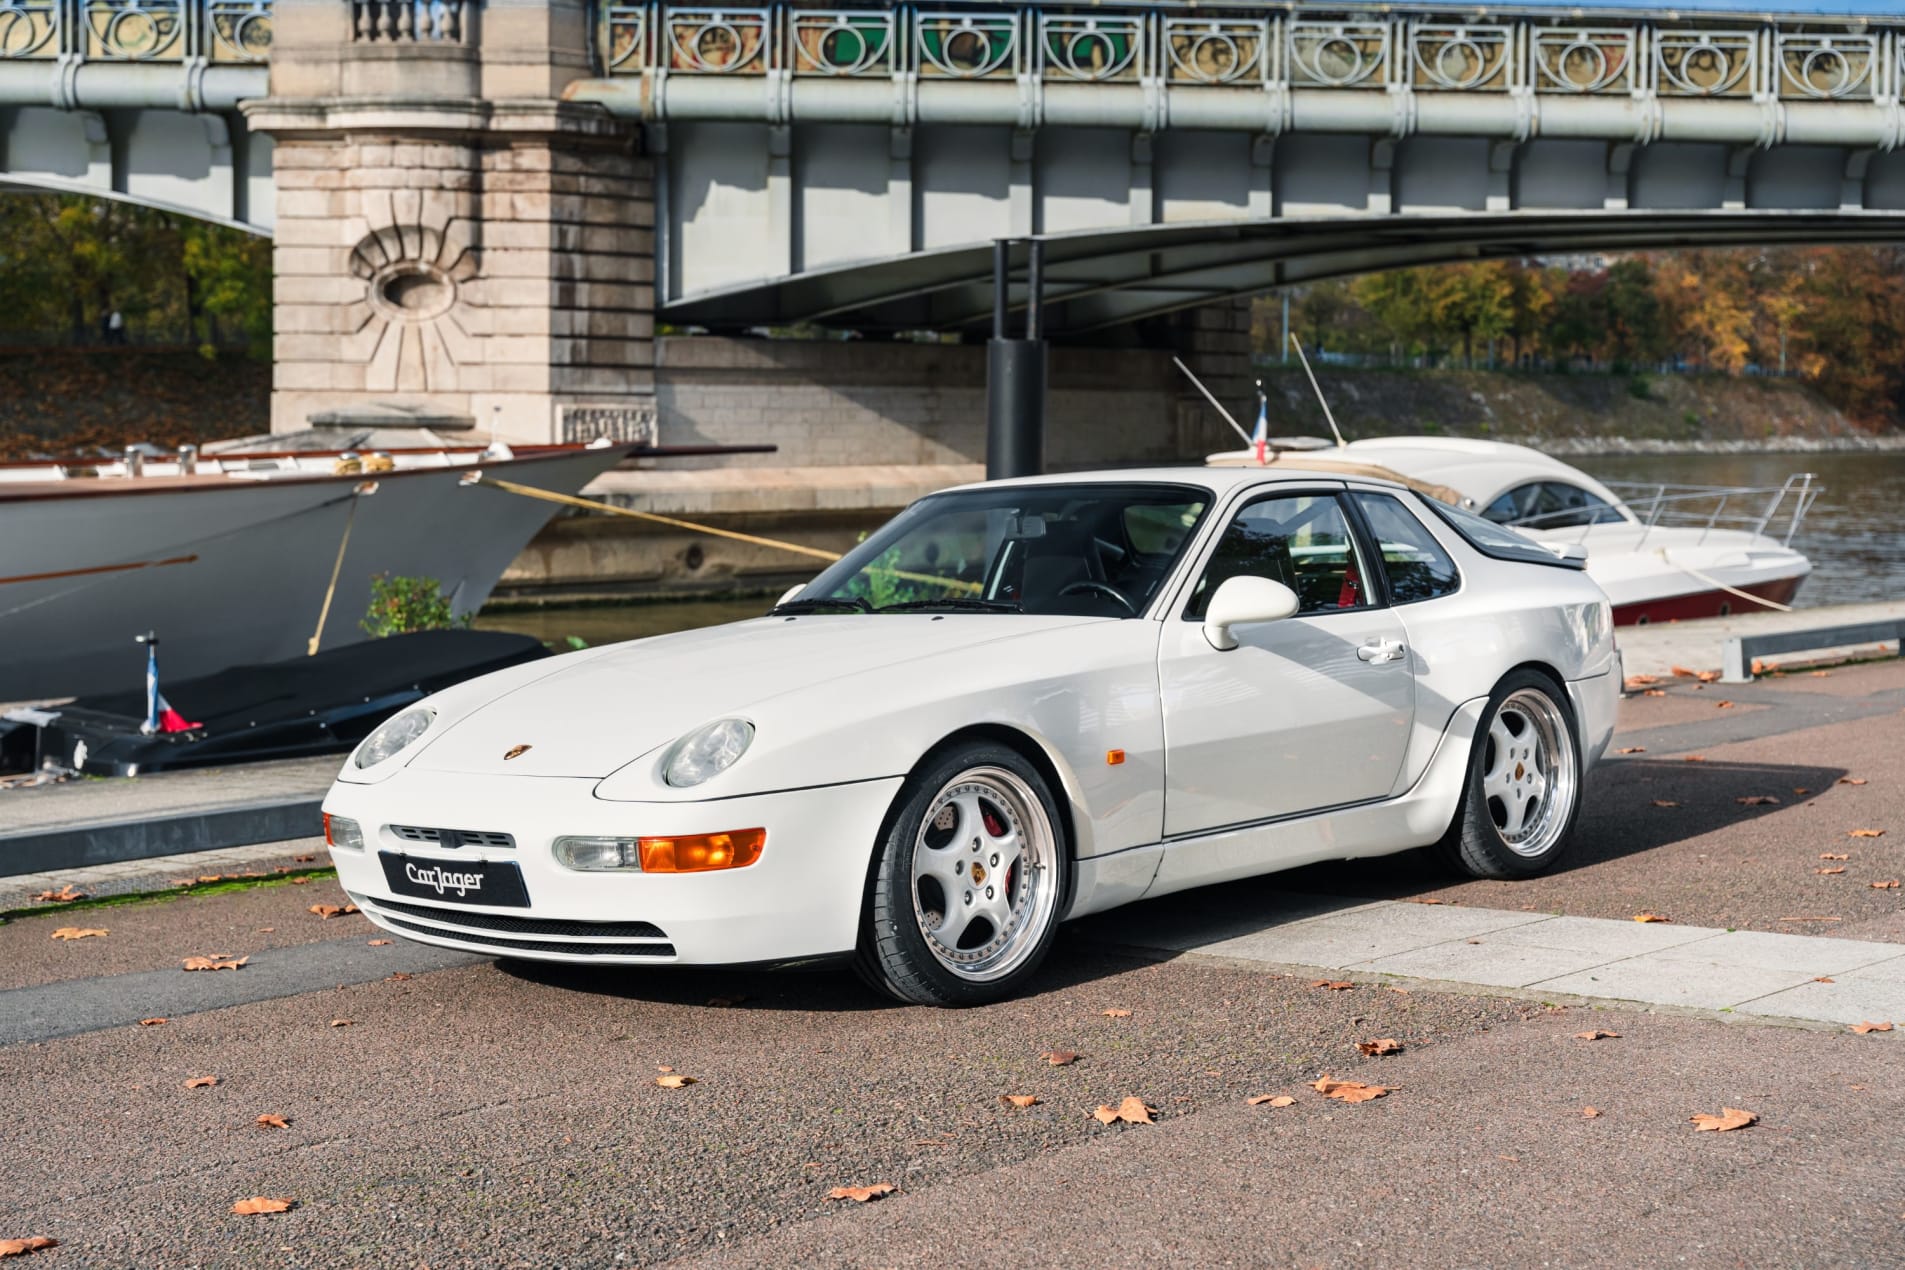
[1436,669,1583,880]
[854,741,1069,1007]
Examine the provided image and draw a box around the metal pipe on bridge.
[986,238,1046,482]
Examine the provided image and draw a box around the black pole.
[984,238,1047,481]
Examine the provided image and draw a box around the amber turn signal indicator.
[1106,749,1126,766]
[638,828,767,874]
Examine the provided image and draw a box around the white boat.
[1210,437,1817,626]
[0,440,631,702]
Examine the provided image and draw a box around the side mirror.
[1203,576,1300,651]
[776,583,807,607]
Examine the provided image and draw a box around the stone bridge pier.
[244,0,656,443]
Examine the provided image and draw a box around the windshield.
[786,483,1212,618]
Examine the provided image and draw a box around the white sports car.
[321,466,1618,1005]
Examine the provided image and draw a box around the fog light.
[553,836,642,871]
[638,829,766,874]
[323,813,363,852]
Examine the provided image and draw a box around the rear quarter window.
[1351,493,1460,603]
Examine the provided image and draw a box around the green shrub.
[360,574,471,638]
[1627,374,1653,400]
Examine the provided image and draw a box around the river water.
[477,450,1905,645]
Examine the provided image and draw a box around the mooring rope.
[308,492,362,655]
[1656,549,1795,614]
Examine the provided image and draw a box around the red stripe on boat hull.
[1612,575,1806,627]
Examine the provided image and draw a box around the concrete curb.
[0,798,323,879]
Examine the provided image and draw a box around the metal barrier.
[1721,617,1905,683]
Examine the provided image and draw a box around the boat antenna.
[1170,356,1255,449]
[1288,332,1348,449]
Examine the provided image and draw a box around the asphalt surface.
[0,664,1899,1267]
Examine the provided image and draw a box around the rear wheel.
[1438,671,1581,880]
[855,743,1068,1007]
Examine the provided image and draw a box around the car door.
[1156,488,1416,838]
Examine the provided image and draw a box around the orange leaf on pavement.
[1092,1097,1156,1125]
[1310,980,1356,991]
[138,1018,167,1027]
[32,886,84,903]
[1615,746,1646,755]
[1247,1094,1297,1107]
[1623,675,1659,688]
[1815,867,1846,875]
[1838,777,1868,786]
[1814,977,1835,983]
[827,1183,895,1203]
[308,904,359,919]
[1582,1107,1603,1118]
[1715,701,1734,709]
[1356,1038,1402,1056]
[1633,913,1672,923]
[256,1114,290,1129]
[50,927,107,940]
[1689,1107,1758,1133]
[1850,1021,1894,1034]
[1574,1030,1621,1040]
[367,939,392,947]
[999,1095,1039,1108]
[1849,829,1885,838]
[182,955,247,972]
[0,1237,58,1257]
[1643,689,1666,697]
[1100,1008,1132,1018]
[231,1197,294,1215]
[1871,880,1900,889]
[655,1074,697,1089]
[184,1076,217,1089]
[329,1019,353,1028]
[1682,754,1707,762]
[1312,1077,1391,1104]
[1039,1050,1079,1066]
[1821,853,1850,861]
[1735,795,1779,806]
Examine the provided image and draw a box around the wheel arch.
[910,724,1085,866]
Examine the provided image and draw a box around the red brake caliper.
[981,807,1014,902]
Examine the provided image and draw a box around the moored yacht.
[1211,437,1816,625]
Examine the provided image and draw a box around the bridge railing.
[0,0,270,65]
[594,4,1902,105]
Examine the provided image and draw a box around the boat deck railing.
[1602,474,1822,549]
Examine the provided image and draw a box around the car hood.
[407,613,1103,778]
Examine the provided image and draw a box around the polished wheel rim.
[1482,689,1577,858]
[910,766,1058,982]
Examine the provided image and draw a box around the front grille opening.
[362,894,668,941]
[388,825,516,850]
[378,913,676,958]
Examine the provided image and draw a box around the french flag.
[1251,389,1270,465]
[140,635,201,735]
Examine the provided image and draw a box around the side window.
[1351,493,1461,604]
[1185,493,1370,620]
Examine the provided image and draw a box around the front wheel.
[855,743,1068,1006]
[1437,671,1582,880]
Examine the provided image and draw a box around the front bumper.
[321,771,904,966]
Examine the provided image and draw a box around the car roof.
[942,464,1407,498]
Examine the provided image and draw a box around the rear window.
[1421,497,1586,571]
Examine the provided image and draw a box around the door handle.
[1357,639,1406,663]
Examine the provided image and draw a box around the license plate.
[378,852,530,908]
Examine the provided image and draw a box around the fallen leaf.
[705,995,747,1007]
[1623,674,1660,688]
[256,1114,290,1129]
[656,1065,673,1073]
[1689,1107,1758,1133]
[1247,1094,1297,1107]
[387,972,412,982]
[1873,880,1901,890]
[1839,777,1868,786]
[1356,1038,1402,1056]
[1405,897,1447,905]
[1715,701,1735,710]
[655,1074,697,1089]
[1849,829,1886,838]
[1100,1008,1132,1018]
[291,877,310,885]
[255,928,274,934]
[1683,754,1708,763]
[1386,987,1411,995]
[0,1237,57,1257]
[1039,1050,1079,1066]
[138,1017,167,1027]
[1736,795,1779,806]
[231,1197,294,1215]
[292,854,316,863]
[1633,913,1672,923]
[1643,689,1666,697]
[1574,1030,1622,1040]
[1312,1077,1391,1104]
[1614,746,1646,755]
[182,955,248,972]
[999,1095,1039,1108]
[184,1076,218,1089]
[1092,1096,1156,1125]
[1821,853,1850,861]
[1814,977,1835,983]
[308,904,359,919]
[1310,980,1356,991]
[32,885,84,902]
[1650,801,1679,809]
[367,939,392,947]
[1850,1021,1894,1034]
[1582,1106,1602,1118]
[827,1183,895,1203]
[50,927,107,941]
[1815,867,1847,875]
[1670,665,1702,679]
[329,1019,353,1028]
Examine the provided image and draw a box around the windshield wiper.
[769,596,872,615]
[875,597,1022,614]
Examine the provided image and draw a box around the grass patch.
[0,866,337,924]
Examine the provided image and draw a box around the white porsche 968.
[321,466,1617,1005]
